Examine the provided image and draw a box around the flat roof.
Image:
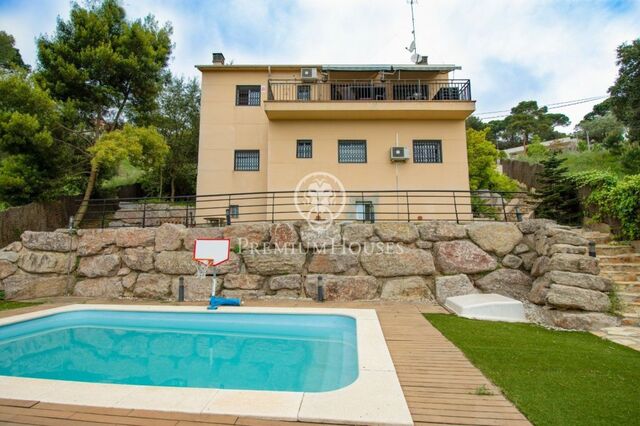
[196,63,461,72]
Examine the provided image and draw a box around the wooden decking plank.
[70,412,178,426]
[127,409,237,424]
[32,403,132,416]
[0,399,40,408]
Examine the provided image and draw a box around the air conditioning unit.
[301,67,318,81]
[390,147,410,162]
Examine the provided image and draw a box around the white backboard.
[193,238,230,266]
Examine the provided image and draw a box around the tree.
[35,0,173,223]
[609,38,640,142]
[0,72,70,205]
[525,135,550,161]
[144,76,200,199]
[75,125,169,221]
[0,31,29,71]
[575,111,625,150]
[504,101,570,153]
[466,129,519,192]
[535,153,582,225]
[465,116,487,131]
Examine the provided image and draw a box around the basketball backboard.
[193,238,230,266]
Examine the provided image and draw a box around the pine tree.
[535,153,583,225]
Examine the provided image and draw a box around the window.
[338,140,367,163]
[297,85,311,101]
[413,140,442,163]
[236,85,261,106]
[228,205,239,219]
[355,201,375,222]
[234,150,260,171]
[296,139,312,158]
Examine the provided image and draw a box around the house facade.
[195,53,475,224]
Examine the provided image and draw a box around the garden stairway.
[589,232,640,326]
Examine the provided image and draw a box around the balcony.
[264,79,475,120]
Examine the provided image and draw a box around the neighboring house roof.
[502,137,579,155]
[196,63,461,72]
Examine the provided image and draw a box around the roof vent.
[212,52,225,65]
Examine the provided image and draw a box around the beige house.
[195,53,475,224]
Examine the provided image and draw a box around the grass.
[515,150,626,176]
[0,291,42,311]
[425,314,640,426]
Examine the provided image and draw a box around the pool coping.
[0,304,413,426]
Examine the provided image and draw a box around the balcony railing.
[267,79,472,102]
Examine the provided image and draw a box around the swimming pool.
[0,305,412,425]
[0,310,358,392]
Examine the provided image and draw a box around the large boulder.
[381,276,431,300]
[0,260,17,280]
[435,274,478,305]
[73,277,123,298]
[183,227,224,251]
[154,251,197,275]
[528,271,612,305]
[517,219,555,234]
[171,276,212,301]
[417,222,466,241]
[224,223,270,249]
[224,274,265,290]
[308,251,359,274]
[0,251,19,263]
[133,273,172,298]
[115,228,155,248]
[520,252,538,271]
[18,250,72,274]
[155,223,186,251]
[360,245,435,277]
[467,223,523,256]
[243,249,306,275]
[433,240,497,274]
[548,244,588,256]
[122,248,155,272]
[546,284,610,312]
[342,223,374,245]
[299,224,342,249]
[304,275,378,301]
[3,272,69,299]
[547,253,599,275]
[475,269,533,300]
[21,231,75,252]
[502,254,523,269]
[269,223,299,247]
[374,223,419,243]
[547,311,620,331]
[269,274,302,291]
[77,229,118,256]
[77,254,121,278]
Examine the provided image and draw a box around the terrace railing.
[267,79,472,102]
[78,189,531,229]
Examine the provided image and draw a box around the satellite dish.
[411,53,421,64]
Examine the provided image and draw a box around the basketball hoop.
[194,260,212,279]
[191,238,240,309]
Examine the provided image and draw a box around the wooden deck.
[0,300,530,425]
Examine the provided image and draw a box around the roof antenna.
[406,0,428,64]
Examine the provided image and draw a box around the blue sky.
[1,0,639,128]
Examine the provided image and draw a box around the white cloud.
[1,0,638,129]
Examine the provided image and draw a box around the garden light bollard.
[317,275,325,302]
[178,276,185,302]
[589,241,596,257]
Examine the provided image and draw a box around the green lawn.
[425,314,640,426]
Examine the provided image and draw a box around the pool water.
[0,310,358,392]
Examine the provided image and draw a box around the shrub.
[536,153,583,225]
[620,143,640,174]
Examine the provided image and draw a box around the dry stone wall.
[0,220,620,330]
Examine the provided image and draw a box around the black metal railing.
[267,79,472,102]
[78,189,530,229]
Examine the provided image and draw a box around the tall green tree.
[536,153,582,225]
[465,116,487,131]
[145,76,200,200]
[0,72,70,205]
[35,0,173,223]
[466,128,519,192]
[504,101,570,153]
[609,38,640,142]
[575,111,625,150]
[0,31,29,71]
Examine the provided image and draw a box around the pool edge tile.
[201,389,302,421]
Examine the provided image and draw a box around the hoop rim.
[192,238,231,266]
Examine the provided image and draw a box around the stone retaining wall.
[0,220,620,330]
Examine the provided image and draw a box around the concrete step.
[598,253,640,264]
[599,263,640,272]
[582,232,612,244]
[596,245,635,256]
[600,271,640,281]
[619,292,640,304]
[615,281,640,294]
[621,315,640,327]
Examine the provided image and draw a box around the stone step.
[582,232,612,244]
[619,292,640,304]
[621,314,640,327]
[596,245,635,256]
[599,263,640,272]
[598,253,640,264]
[600,271,640,282]
[615,281,640,294]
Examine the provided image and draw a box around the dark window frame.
[236,85,261,106]
[413,140,443,163]
[355,200,375,223]
[338,140,367,163]
[297,84,311,101]
[228,205,240,218]
[234,150,260,171]
[296,139,313,158]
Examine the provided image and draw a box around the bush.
[571,171,640,240]
[536,153,582,225]
[620,143,640,174]
[467,129,520,193]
